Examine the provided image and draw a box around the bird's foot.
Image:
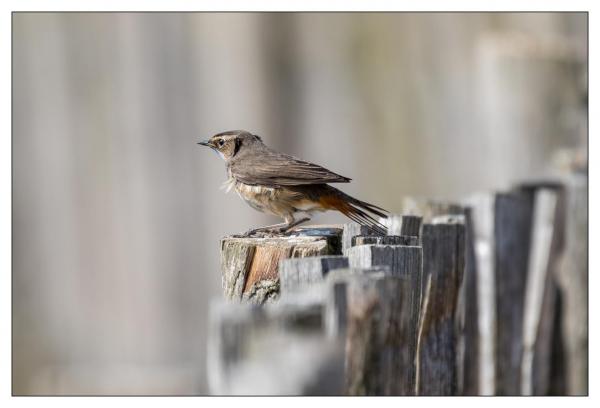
[237,218,311,238]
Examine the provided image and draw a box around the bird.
[198,130,388,236]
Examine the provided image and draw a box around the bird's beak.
[197,140,211,147]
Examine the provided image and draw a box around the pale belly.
[230,180,323,217]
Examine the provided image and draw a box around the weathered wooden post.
[555,173,588,395]
[416,216,466,395]
[464,192,496,395]
[493,189,535,395]
[279,255,349,294]
[207,298,345,395]
[384,214,423,237]
[220,226,343,303]
[345,242,422,394]
[458,207,480,395]
[520,186,562,395]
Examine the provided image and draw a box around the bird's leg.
[241,215,311,237]
[241,222,288,237]
[281,216,311,233]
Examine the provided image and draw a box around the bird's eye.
[217,139,225,147]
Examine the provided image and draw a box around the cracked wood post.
[416,216,465,396]
[345,244,422,394]
[494,189,535,395]
[220,226,343,304]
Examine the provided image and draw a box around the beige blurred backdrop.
[12,12,586,395]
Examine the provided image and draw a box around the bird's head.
[197,130,263,162]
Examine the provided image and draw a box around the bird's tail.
[319,187,389,235]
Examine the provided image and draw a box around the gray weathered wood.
[416,219,465,395]
[324,267,392,338]
[494,190,535,395]
[343,272,417,395]
[207,299,344,395]
[351,235,418,246]
[555,173,587,395]
[458,207,479,395]
[401,215,423,237]
[279,255,348,293]
[464,192,496,395]
[345,245,422,394]
[384,214,423,237]
[346,243,423,315]
[342,223,375,253]
[531,186,565,396]
[220,226,343,304]
[521,188,559,395]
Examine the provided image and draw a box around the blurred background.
[12,12,587,395]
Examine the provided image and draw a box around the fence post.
[341,271,416,395]
[494,190,535,395]
[520,186,562,395]
[556,173,588,395]
[416,216,466,395]
[207,299,345,395]
[345,244,422,394]
[220,226,343,304]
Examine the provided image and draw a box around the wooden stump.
[220,226,343,304]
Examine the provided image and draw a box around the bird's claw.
[238,226,293,238]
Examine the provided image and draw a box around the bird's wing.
[230,151,351,186]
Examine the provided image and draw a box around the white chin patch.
[211,149,225,160]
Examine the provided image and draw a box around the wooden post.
[345,244,422,394]
[401,215,423,237]
[220,226,343,304]
[384,214,423,237]
[555,173,587,395]
[324,267,391,339]
[529,186,566,396]
[342,223,374,253]
[351,235,418,246]
[341,271,417,395]
[459,207,480,395]
[494,190,535,395]
[279,255,348,294]
[207,299,345,395]
[416,217,465,395]
[346,243,423,310]
[520,187,562,395]
[465,192,496,395]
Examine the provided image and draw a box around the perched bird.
[198,130,388,236]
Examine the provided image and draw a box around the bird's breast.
[231,180,320,216]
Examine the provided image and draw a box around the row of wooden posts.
[207,173,587,396]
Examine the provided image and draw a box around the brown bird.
[198,130,388,236]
